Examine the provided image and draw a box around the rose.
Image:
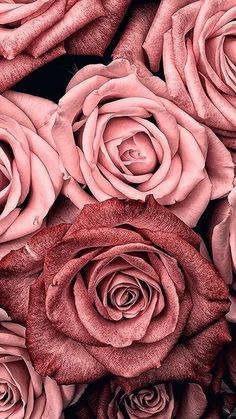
[208,153,236,322]
[0,308,85,418]
[0,197,230,384]
[142,0,236,147]
[66,0,132,56]
[52,58,234,228]
[0,0,105,91]
[65,378,220,419]
[0,90,63,244]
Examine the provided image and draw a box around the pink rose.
[0,90,63,244]
[208,153,236,322]
[53,59,234,227]
[0,0,105,91]
[142,0,236,148]
[0,309,85,418]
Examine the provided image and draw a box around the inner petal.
[111,286,139,308]
[224,35,236,64]
[118,132,158,175]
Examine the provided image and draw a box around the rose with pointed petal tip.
[65,377,221,419]
[0,197,230,384]
[208,153,236,322]
[143,0,236,148]
[0,90,63,245]
[0,308,86,419]
[0,0,105,91]
[52,58,234,228]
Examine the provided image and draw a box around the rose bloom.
[0,0,135,92]
[0,309,85,418]
[52,59,234,228]
[65,377,220,419]
[0,0,105,91]
[0,90,63,245]
[142,0,236,147]
[0,197,230,384]
[208,153,236,322]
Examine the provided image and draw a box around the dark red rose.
[65,377,222,419]
[0,197,230,384]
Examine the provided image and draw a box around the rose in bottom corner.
[64,377,221,419]
[0,197,230,384]
[0,309,86,418]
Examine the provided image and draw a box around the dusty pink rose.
[0,309,85,418]
[0,90,63,244]
[52,58,234,227]
[65,377,220,419]
[208,153,236,322]
[0,197,230,384]
[142,0,236,148]
[0,0,105,91]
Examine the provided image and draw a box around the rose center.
[0,383,8,400]
[0,381,14,408]
[224,36,236,64]
[118,132,158,175]
[125,384,170,415]
[108,273,141,315]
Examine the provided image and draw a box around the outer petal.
[0,223,70,323]
[66,197,200,249]
[117,318,230,392]
[26,278,107,384]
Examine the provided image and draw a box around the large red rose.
[0,309,85,418]
[0,197,230,385]
[52,58,234,228]
[141,0,236,148]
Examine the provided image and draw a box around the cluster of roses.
[0,0,235,418]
